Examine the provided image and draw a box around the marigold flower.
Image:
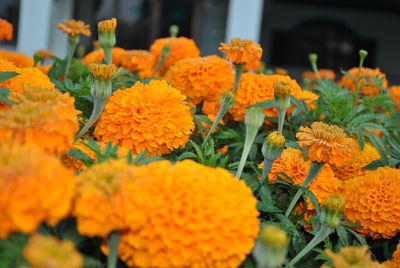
[82,47,125,65]
[275,68,288,75]
[384,242,400,267]
[88,63,121,80]
[302,69,336,81]
[338,67,388,96]
[94,80,194,156]
[296,122,353,167]
[164,55,234,104]
[0,49,33,67]
[98,17,117,33]
[219,38,262,65]
[116,160,259,268]
[322,246,385,268]
[24,234,83,268]
[120,50,155,78]
[0,19,13,40]
[389,85,400,110]
[342,167,400,238]
[35,49,53,60]
[0,87,79,155]
[58,19,91,36]
[0,143,75,239]
[150,36,200,75]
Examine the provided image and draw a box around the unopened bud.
[262,131,285,161]
[273,81,291,110]
[245,107,265,129]
[219,92,236,110]
[320,195,345,228]
[98,18,117,48]
[359,49,368,60]
[169,25,179,37]
[309,53,318,64]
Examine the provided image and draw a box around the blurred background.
[1,0,399,82]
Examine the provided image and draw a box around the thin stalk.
[277,108,287,133]
[202,106,227,146]
[104,47,112,65]
[75,99,106,140]
[232,63,244,94]
[107,231,120,268]
[260,159,273,184]
[285,162,324,217]
[236,127,258,178]
[64,41,78,79]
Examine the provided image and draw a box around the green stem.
[260,159,273,184]
[107,231,120,268]
[277,108,287,133]
[75,99,106,140]
[284,162,324,217]
[104,47,112,65]
[236,127,259,178]
[202,105,228,147]
[232,63,244,94]
[287,225,332,267]
[64,40,78,79]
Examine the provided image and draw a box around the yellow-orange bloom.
[150,36,200,75]
[275,68,288,75]
[0,87,79,155]
[0,19,13,40]
[164,55,234,104]
[24,234,83,268]
[0,143,75,239]
[58,19,91,36]
[82,47,126,66]
[98,18,117,33]
[322,246,385,268]
[88,63,121,79]
[342,167,400,238]
[116,160,259,268]
[302,69,336,81]
[0,49,33,67]
[384,242,400,268]
[389,86,400,110]
[120,50,155,78]
[35,49,53,60]
[296,122,353,167]
[94,80,194,156]
[338,67,388,96]
[218,38,262,65]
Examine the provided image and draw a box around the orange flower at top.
[0,50,33,67]
[389,85,400,110]
[302,69,336,81]
[150,36,200,75]
[58,19,91,36]
[164,55,234,104]
[342,167,400,239]
[88,63,121,79]
[98,18,117,33]
[338,67,388,96]
[296,122,353,167]
[384,242,400,268]
[35,49,53,60]
[219,38,262,65]
[82,47,126,66]
[0,19,13,40]
[322,246,385,268]
[120,50,155,78]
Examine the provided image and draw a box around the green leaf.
[257,185,281,213]
[336,225,350,247]
[0,71,19,82]
[178,151,197,160]
[345,227,367,246]
[0,233,28,267]
[356,128,365,150]
[365,130,388,161]
[65,148,94,167]
[0,87,14,105]
[302,187,321,215]
[248,99,274,109]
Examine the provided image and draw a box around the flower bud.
[262,131,285,161]
[98,18,117,48]
[359,49,368,59]
[309,53,318,64]
[169,25,179,37]
[273,81,291,111]
[89,63,121,100]
[320,195,345,228]
[245,107,265,129]
[219,91,236,111]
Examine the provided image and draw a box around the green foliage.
[0,71,19,105]
[0,233,28,267]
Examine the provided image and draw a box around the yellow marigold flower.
[35,49,53,60]
[164,55,234,104]
[58,19,91,36]
[0,19,13,40]
[36,64,52,75]
[120,50,155,78]
[218,38,262,65]
[384,242,400,268]
[0,87,79,155]
[296,122,353,167]
[116,160,259,268]
[0,143,75,239]
[303,69,336,81]
[322,246,385,268]
[98,17,116,33]
[389,85,400,110]
[0,49,33,67]
[150,36,200,75]
[94,80,194,156]
[82,47,125,66]
[342,167,400,238]
[338,67,388,96]
[24,234,83,268]
[244,57,261,72]
[88,63,121,79]
[332,139,380,180]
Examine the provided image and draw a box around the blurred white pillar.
[17,0,73,58]
[225,0,264,42]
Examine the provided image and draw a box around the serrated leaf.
[365,131,388,161]
[302,187,321,215]
[0,71,19,82]
[178,151,197,160]
[336,225,350,246]
[345,227,367,246]
[0,87,14,105]
[356,128,365,150]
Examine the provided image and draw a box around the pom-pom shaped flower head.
[24,234,83,268]
[115,160,259,268]
[0,50,33,67]
[94,80,194,156]
[89,63,121,100]
[342,167,400,238]
[58,19,91,37]
[0,143,75,239]
[120,50,155,79]
[0,19,13,40]
[296,122,353,167]
[322,246,386,268]
[219,38,262,65]
[164,55,234,105]
[338,67,388,96]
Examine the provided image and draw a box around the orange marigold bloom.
[384,242,400,268]
[94,80,194,156]
[98,18,117,33]
[302,69,336,81]
[296,122,353,167]
[36,64,52,75]
[322,246,385,268]
[338,67,388,96]
[341,167,400,238]
[0,87,79,155]
[0,49,33,67]
[58,19,91,36]
[389,86,400,110]
[219,38,262,65]
[150,36,200,75]
[120,50,155,78]
[164,55,234,104]
[82,47,125,66]
[275,68,288,75]
[332,139,380,181]
[61,140,97,172]
[116,160,259,268]
[0,143,75,239]
[0,19,13,40]
[35,49,53,60]
[24,234,83,268]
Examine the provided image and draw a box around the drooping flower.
[384,242,400,268]
[389,85,400,110]
[164,55,234,104]
[296,122,353,167]
[341,167,400,238]
[58,19,91,36]
[94,80,194,156]
[218,38,262,65]
[120,50,155,78]
[0,87,79,155]
[321,246,385,268]
[0,143,75,239]
[116,160,259,268]
[302,69,336,81]
[0,19,13,40]
[338,67,388,96]
[150,36,200,75]
[23,234,83,268]
[82,47,126,66]
[0,49,33,67]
